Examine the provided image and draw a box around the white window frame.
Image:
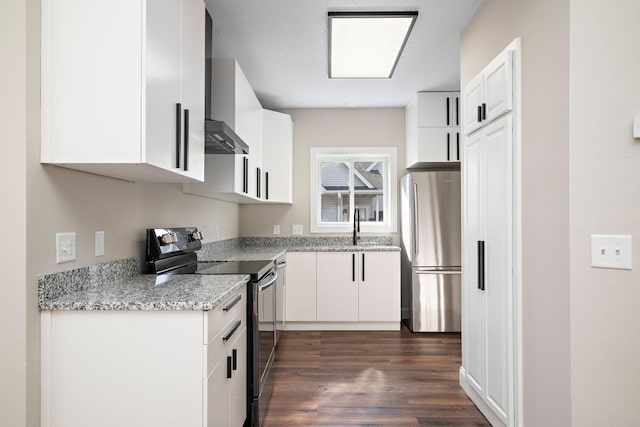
[310,147,397,233]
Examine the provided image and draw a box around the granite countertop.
[198,246,287,262]
[286,244,400,252]
[38,258,249,311]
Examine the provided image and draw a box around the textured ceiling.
[205,0,483,110]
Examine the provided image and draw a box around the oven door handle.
[258,271,278,291]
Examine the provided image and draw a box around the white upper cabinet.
[406,92,461,168]
[41,0,205,182]
[463,50,513,136]
[261,109,293,204]
[183,59,265,203]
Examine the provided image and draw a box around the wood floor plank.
[262,326,489,426]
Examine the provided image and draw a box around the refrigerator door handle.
[413,182,419,255]
[415,270,461,275]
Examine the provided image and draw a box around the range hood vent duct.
[205,119,249,155]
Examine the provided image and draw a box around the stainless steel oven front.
[249,268,277,427]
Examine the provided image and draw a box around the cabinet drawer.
[206,309,246,377]
[204,285,246,344]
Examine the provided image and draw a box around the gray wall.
[2,0,28,425]
[461,0,571,425]
[569,1,640,425]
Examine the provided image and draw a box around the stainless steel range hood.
[203,12,249,155]
[205,119,249,154]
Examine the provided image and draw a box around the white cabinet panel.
[41,0,205,182]
[462,115,513,426]
[229,328,247,427]
[285,252,317,322]
[463,50,513,136]
[315,252,400,324]
[317,252,359,321]
[406,91,460,168]
[417,92,459,127]
[262,110,293,204]
[358,252,400,322]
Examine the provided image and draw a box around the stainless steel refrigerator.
[400,171,461,332]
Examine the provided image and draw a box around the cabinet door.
[483,115,512,424]
[417,128,454,162]
[285,252,317,321]
[462,128,486,397]
[262,110,293,203]
[484,51,513,124]
[179,0,205,181]
[145,0,182,173]
[229,327,247,427]
[450,129,461,161]
[358,252,400,322]
[463,74,483,135]
[207,357,230,427]
[317,252,359,321]
[42,0,143,163]
[417,92,455,127]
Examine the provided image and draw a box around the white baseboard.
[284,321,400,331]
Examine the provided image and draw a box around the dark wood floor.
[263,326,490,426]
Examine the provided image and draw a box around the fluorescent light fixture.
[329,11,418,79]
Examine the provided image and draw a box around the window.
[310,147,397,233]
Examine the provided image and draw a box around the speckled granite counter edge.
[38,258,138,309]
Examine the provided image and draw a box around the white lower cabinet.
[285,252,317,322]
[41,285,247,427]
[286,251,400,330]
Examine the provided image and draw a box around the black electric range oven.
[145,227,277,427]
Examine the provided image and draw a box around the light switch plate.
[634,115,640,138]
[273,225,280,235]
[292,224,303,235]
[591,234,632,270]
[95,231,105,257]
[56,232,76,263]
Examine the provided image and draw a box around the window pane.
[320,162,351,223]
[353,161,384,223]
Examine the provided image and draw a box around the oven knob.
[159,232,178,245]
[191,231,203,241]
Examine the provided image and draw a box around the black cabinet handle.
[456,97,459,126]
[257,167,261,198]
[183,109,189,171]
[175,103,182,168]
[242,157,248,193]
[222,294,241,311]
[232,348,238,371]
[447,133,451,161]
[266,172,269,200]
[456,133,460,160]
[222,320,241,341]
[352,253,355,282]
[361,253,365,282]
[477,240,485,291]
[482,103,487,120]
[477,105,482,123]
[446,97,450,126]
[226,355,232,379]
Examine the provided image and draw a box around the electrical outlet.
[591,234,632,270]
[56,232,76,263]
[273,225,280,235]
[95,231,105,257]
[292,224,303,235]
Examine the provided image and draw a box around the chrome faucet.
[353,208,360,245]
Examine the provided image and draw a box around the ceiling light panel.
[329,12,418,79]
